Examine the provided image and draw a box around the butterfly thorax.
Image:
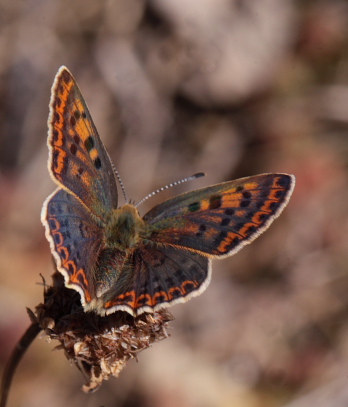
[104,204,145,252]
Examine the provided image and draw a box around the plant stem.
[0,323,41,407]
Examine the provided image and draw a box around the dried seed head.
[32,271,174,392]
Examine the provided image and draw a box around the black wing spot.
[244,225,257,236]
[188,201,201,212]
[258,213,268,223]
[240,199,250,208]
[67,263,74,275]
[84,136,94,152]
[54,97,61,108]
[241,191,252,207]
[155,294,167,302]
[137,297,149,306]
[70,115,76,127]
[74,110,81,120]
[70,144,77,155]
[52,129,59,142]
[170,288,182,299]
[214,230,228,246]
[54,111,60,124]
[196,223,207,237]
[236,185,244,192]
[276,175,290,188]
[154,284,164,293]
[225,208,235,216]
[209,195,222,209]
[183,282,195,292]
[94,157,102,169]
[236,222,245,230]
[220,218,230,226]
[275,189,285,199]
[269,201,278,211]
[153,256,165,268]
[60,248,67,260]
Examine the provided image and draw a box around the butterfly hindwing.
[91,245,210,316]
[48,66,118,220]
[143,174,295,257]
[41,188,105,304]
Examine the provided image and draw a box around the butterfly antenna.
[111,163,128,203]
[136,172,205,208]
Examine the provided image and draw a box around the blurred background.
[1,0,348,406]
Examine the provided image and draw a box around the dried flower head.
[32,271,174,392]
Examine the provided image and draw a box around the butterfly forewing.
[48,66,118,220]
[143,174,295,257]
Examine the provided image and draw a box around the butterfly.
[41,66,295,317]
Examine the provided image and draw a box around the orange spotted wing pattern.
[42,66,295,317]
[47,67,118,220]
[143,175,292,257]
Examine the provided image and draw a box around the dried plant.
[0,271,173,406]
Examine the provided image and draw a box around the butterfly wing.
[41,188,105,305]
[48,66,118,220]
[90,245,210,316]
[143,174,295,257]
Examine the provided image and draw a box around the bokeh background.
[1,0,348,406]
